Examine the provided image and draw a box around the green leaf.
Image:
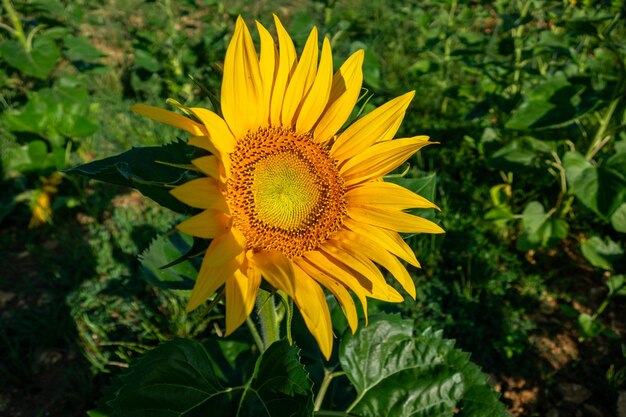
[65,141,198,214]
[28,141,48,168]
[103,339,313,417]
[64,36,105,62]
[3,85,97,142]
[339,315,509,417]
[564,151,626,220]
[607,275,626,297]
[580,236,623,270]
[133,48,162,72]
[484,206,514,221]
[139,232,198,290]
[29,0,67,17]
[0,36,60,79]
[506,74,591,130]
[517,201,568,250]
[487,137,554,171]
[578,313,603,339]
[610,203,626,233]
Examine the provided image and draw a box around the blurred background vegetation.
[1,0,626,415]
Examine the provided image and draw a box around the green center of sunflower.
[253,153,322,231]
[227,127,346,258]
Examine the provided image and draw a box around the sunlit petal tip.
[130,103,205,136]
[235,15,246,28]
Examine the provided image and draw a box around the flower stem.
[255,288,280,350]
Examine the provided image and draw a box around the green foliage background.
[1,0,626,416]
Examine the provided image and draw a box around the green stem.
[314,370,346,412]
[275,290,294,345]
[246,316,264,352]
[511,0,531,95]
[592,296,611,321]
[593,281,626,320]
[256,288,280,350]
[585,97,620,160]
[2,0,27,51]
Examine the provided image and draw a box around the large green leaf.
[3,140,66,173]
[0,35,60,79]
[65,141,198,214]
[487,137,554,172]
[563,151,626,222]
[97,339,313,417]
[3,84,98,145]
[339,315,510,417]
[506,74,600,130]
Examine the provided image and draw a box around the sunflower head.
[132,15,444,360]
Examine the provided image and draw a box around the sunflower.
[29,172,63,229]
[132,15,444,359]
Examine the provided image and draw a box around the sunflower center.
[227,127,346,258]
[253,153,321,230]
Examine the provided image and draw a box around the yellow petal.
[166,102,236,154]
[251,250,333,358]
[201,227,246,268]
[301,251,370,321]
[176,209,229,239]
[221,16,263,139]
[322,242,404,303]
[225,262,261,335]
[281,26,319,128]
[296,258,358,334]
[313,50,364,143]
[341,136,432,186]
[332,230,416,299]
[186,229,245,312]
[292,264,334,360]
[188,136,218,154]
[346,181,439,211]
[270,15,297,126]
[295,37,333,134]
[344,217,420,267]
[192,156,220,179]
[249,250,296,296]
[131,104,205,136]
[188,108,236,153]
[256,21,278,126]
[170,178,228,211]
[347,205,445,234]
[330,91,415,160]
[187,140,231,179]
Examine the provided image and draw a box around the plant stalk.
[586,97,620,160]
[2,0,27,50]
[255,288,280,351]
[314,370,346,412]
